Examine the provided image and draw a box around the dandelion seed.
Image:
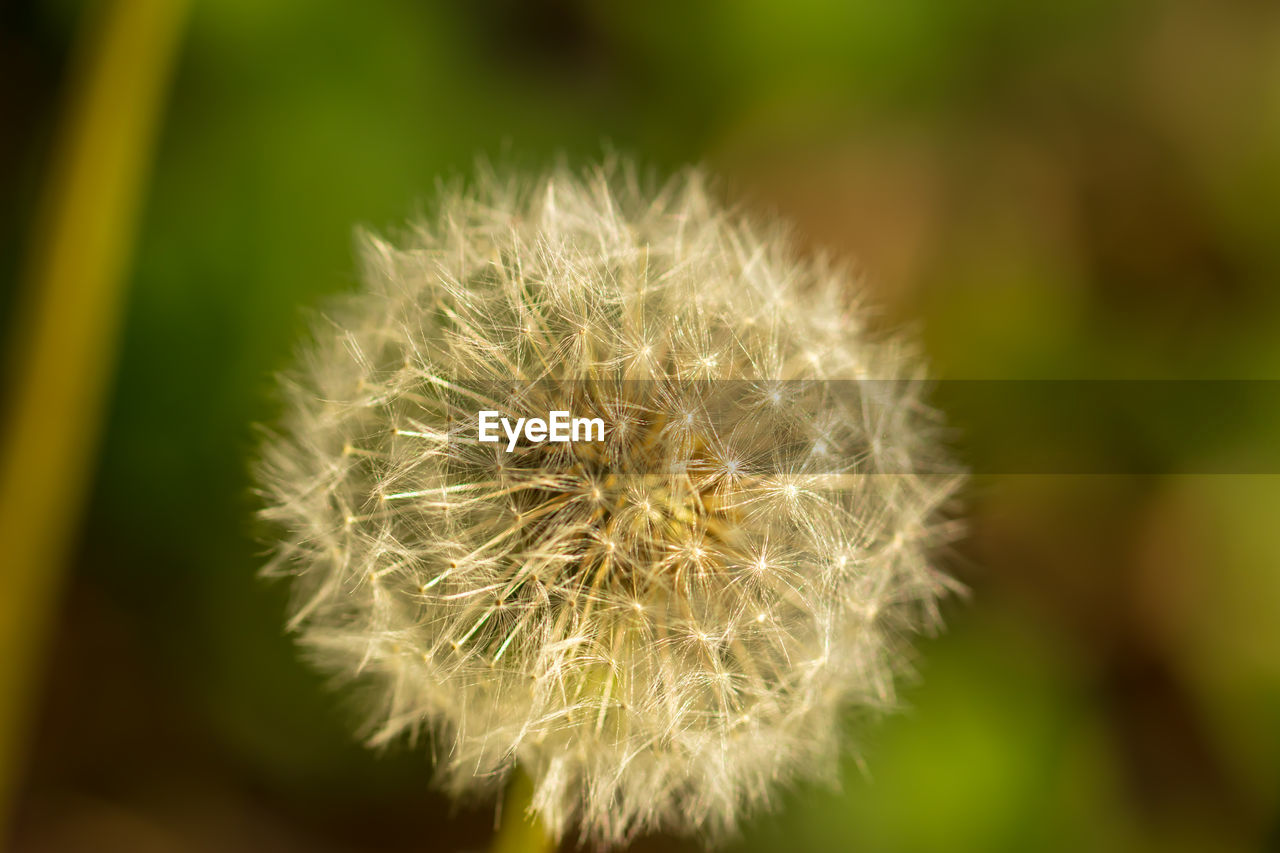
[257,160,963,848]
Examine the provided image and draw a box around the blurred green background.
[4,0,1280,850]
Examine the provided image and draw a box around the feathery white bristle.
[258,160,963,847]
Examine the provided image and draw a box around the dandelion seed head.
[257,160,962,847]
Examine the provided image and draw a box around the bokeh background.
[4,0,1280,850]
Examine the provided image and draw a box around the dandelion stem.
[492,769,554,853]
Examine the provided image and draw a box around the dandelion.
[257,160,963,848]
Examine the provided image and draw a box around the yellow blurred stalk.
[0,0,187,837]
[493,770,555,853]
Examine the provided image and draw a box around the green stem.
[492,769,555,853]
[0,0,187,839]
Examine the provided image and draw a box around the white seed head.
[257,161,963,847]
